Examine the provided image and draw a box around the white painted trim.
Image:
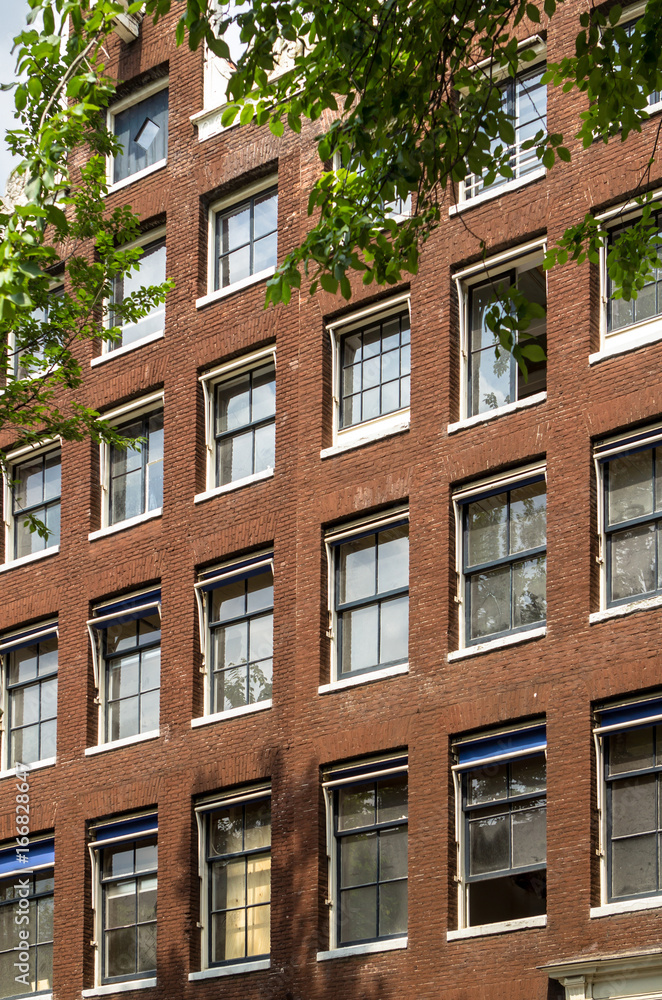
[188,959,270,981]
[200,346,276,385]
[82,979,156,997]
[321,411,410,458]
[451,168,545,215]
[209,174,278,216]
[447,626,546,661]
[92,330,164,366]
[100,390,164,424]
[317,937,407,961]
[589,593,662,624]
[447,915,546,940]
[84,730,159,756]
[196,266,276,309]
[191,701,271,727]
[327,293,411,332]
[453,240,547,283]
[452,461,547,502]
[106,160,167,196]
[590,316,662,364]
[194,469,274,504]
[0,546,59,573]
[318,663,408,694]
[88,508,162,541]
[448,393,546,434]
[0,757,56,781]
[590,896,662,918]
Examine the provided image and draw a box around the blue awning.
[91,813,157,846]
[198,555,273,593]
[456,725,546,767]
[90,590,160,629]
[597,697,662,730]
[0,838,54,877]
[0,624,57,654]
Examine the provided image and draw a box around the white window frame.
[0,621,58,773]
[196,346,276,502]
[7,277,65,384]
[90,391,164,539]
[3,440,61,570]
[450,239,547,431]
[450,461,547,657]
[321,294,411,459]
[196,175,278,308]
[324,507,409,689]
[193,550,274,722]
[107,78,169,195]
[190,783,272,979]
[86,587,161,752]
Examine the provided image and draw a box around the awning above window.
[90,812,157,848]
[0,623,58,654]
[88,589,161,630]
[595,696,662,734]
[454,724,546,769]
[0,838,54,877]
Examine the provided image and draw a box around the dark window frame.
[6,633,58,769]
[338,309,411,430]
[99,835,158,984]
[108,409,164,526]
[213,187,278,291]
[101,613,161,743]
[212,362,276,489]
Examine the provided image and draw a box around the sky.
[0,0,29,193]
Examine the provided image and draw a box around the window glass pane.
[612,834,657,897]
[510,755,546,796]
[511,802,546,867]
[11,684,40,727]
[610,523,656,601]
[341,603,379,673]
[339,884,377,943]
[43,452,61,501]
[106,621,137,656]
[338,785,375,831]
[253,191,278,238]
[246,855,271,904]
[247,571,273,613]
[11,726,39,768]
[245,801,271,850]
[377,526,409,593]
[105,881,136,928]
[249,613,273,662]
[341,830,379,888]
[212,578,246,623]
[467,493,508,566]
[113,88,168,184]
[251,367,276,422]
[509,482,546,553]
[216,664,247,711]
[210,805,244,856]
[10,646,39,684]
[45,503,60,547]
[212,857,246,910]
[469,564,511,639]
[140,689,160,732]
[112,238,166,347]
[253,231,277,272]
[246,900,270,956]
[611,774,657,837]
[105,926,136,978]
[379,879,407,937]
[339,535,377,604]
[221,203,251,253]
[103,845,134,879]
[468,763,508,805]
[218,430,254,484]
[468,870,546,926]
[609,726,654,775]
[254,422,275,473]
[470,280,511,352]
[609,452,654,524]
[380,595,408,664]
[379,827,408,880]
[469,810,509,874]
[377,775,408,823]
[220,245,251,286]
[137,922,157,973]
[512,555,547,627]
[216,374,251,434]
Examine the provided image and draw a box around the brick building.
[2,4,662,1000]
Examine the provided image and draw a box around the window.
[452,724,546,931]
[463,61,547,202]
[332,152,413,221]
[454,244,546,421]
[89,814,157,985]
[87,590,161,746]
[454,466,546,648]
[595,696,662,906]
[207,178,278,296]
[0,839,54,998]
[603,211,662,348]
[321,756,408,952]
[0,623,57,770]
[193,786,271,973]
[109,80,168,187]
[107,229,166,354]
[98,394,163,532]
[194,554,273,718]
[5,446,60,564]
[12,283,64,381]
[198,348,275,497]
[326,510,409,682]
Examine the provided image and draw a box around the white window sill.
[82,980,156,997]
[84,730,159,756]
[448,393,546,434]
[450,168,546,214]
[319,663,409,695]
[190,103,237,142]
[91,331,164,367]
[196,267,277,309]
[321,410,410,459]
[0,757,56,780]
[448,625,546,662]
[589,594,662,625]
[89,508,162,541]
[447,915,546,941]
[590,318,662,364]
[590,896,662,919]
[106,160,167,196]
[188,959,270,981]
[194,469,274,504]
[0,546,59,573]
[191,701,271,727]
[317,936,407,961]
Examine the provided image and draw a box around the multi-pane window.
[1,624,57,770]
[459,475,546,645]
[213,187,278,290]
[110,84,169,185]
[13,284,64,380]
[91,815,157,984]
[329,517,409,680]
[9,449,61,562]
[466,263,546,417]
[196,790,271,968]
[453,726,547,928]
[213,363,275,487]
[0,841,54,998]
[196,557,273,716]
[323,757,408,950]
[109,233,166,351]
[339,311,410,428]
[88,591,161,745]
[108,409,163,526]
[464,64,547,200]
[607,215,662,335]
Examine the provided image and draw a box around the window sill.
[448,393,546,435]
[319,663,409,695]
[196,267,277,309]
[188,959,270,981]
[447,915,546,941]
[91,331,164,367]
[317,937,407,961]
[84,730,159,756]
[0,757,56,780]
[450,168,545,215]
[106,161,167,196]
[88,508,162,541]
[191,701,271,727]
[194,469,274,504]
[82,980,156,997]
[190,103,237,142]
[0,546,59,573]
[590,318,662,365]
[320,410,410,459]
[448,625,546,662]
[589,594,662,625]
[590,896,662,919]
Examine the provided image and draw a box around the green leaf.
[320,273,339,294]
[526,4,541,23]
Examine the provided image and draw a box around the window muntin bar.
[213,363,275,487]
[339,310,411,428]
